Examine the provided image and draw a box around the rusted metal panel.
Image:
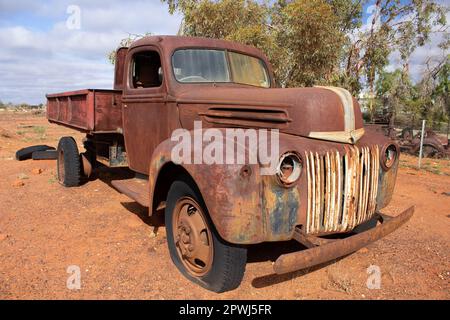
[273,206,415,275]
[47,89,94,131]
[176,87,350,136]
[114,47,128,90]
[121,44,182,174]
[111,178,150,207]
[376,159,399,209]
[46,89,122,133]
[121,98,180,174]
[147,132,265,244]
[94,91,123,132]
[261,176,300,241]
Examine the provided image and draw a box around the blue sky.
[0,0,447,104]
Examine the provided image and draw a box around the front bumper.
[273,206,414,274]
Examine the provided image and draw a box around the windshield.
[172,49,270,88]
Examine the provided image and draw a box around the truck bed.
[46,89,122,133]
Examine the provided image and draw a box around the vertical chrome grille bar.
[305,145,380,234]
[314,152,321,232]
[335,151,342,231]
[328,152,336,231]
[305,151,312,234]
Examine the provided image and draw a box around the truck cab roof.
[129,35,268,59]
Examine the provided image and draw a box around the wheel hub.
[176,222,194,257]
[173,198,213,276]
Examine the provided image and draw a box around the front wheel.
[165,177,247,293]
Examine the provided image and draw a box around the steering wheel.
[179,75,208,82]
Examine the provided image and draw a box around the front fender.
[148,129,265,244]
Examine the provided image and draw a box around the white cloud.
[0,0,182,104]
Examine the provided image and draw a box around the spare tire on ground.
[15,145,55,161]
[32,150,58,160]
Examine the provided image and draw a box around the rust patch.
[376,159,399,210]
[261,176,300,241]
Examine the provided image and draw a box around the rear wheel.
[57,137,81,187]
[165,177,247,293]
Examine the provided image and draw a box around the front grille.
[305,145,380,234]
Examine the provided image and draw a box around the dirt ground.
[0,111,449,300]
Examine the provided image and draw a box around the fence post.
[418,120,426,169]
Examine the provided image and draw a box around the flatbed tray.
[46,89,122,133]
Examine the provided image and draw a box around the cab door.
[121,45,177,174]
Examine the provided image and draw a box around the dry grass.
[400,155,450,176]
[13,124,47,142]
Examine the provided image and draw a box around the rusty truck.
[46,36,414,293]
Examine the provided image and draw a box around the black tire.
[57,137,81,187]
[15,145,55,161]
[32,150,58,160]
[165,176,247,293]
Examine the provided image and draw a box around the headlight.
[276,152,302,186]
[381,144,398,170]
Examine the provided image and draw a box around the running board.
[111,178,149,207]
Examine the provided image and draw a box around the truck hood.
[176,86,365,144]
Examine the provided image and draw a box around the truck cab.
[46,36,413,293]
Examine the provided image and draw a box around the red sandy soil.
[0,112,448,299]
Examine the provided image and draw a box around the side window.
[131,51,163,88]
